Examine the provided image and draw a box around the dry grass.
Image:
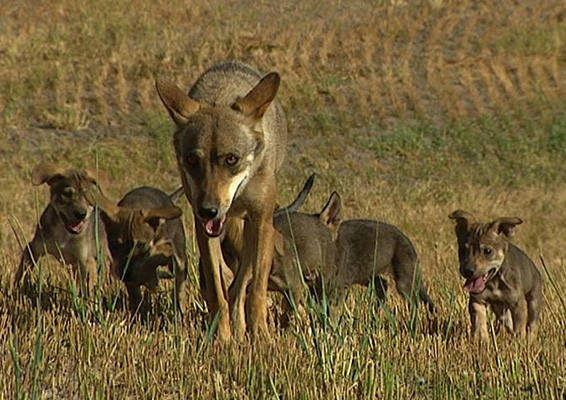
[1,0,566,398]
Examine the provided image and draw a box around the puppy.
[333,219,435,313]
[85,186,188,315]
[449,210,542,340]
[269,191,342,322]
[15,162,107,297]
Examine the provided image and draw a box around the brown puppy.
[334,219,435,313]
[85,186,187,315]
[15,162,107,297]
[449,210,542,340]
[156,61,287,340]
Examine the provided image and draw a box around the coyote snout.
[187,152,256,238]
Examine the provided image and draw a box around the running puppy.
[156,61,287,339]
[449,210,542,340]
[15,162,107,297]
[85,186,188,315]
[333,219,435,313]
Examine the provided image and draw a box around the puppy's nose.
[198,205,218,220]
[461,267,475,278]
[74,209,87,220]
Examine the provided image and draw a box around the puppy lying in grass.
[449,210,542,340]
[85,186,188,316]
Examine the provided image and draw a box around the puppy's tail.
[168,186,185,203]
[274,173,315,217]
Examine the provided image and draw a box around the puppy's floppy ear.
[155,79,200,126]
[84,168,110,193]
[232,72,280,120]
[141,206,183,231]
[83,188,120,222]
[449,209,476,232]
[489,217,523,239]
[31,162,67,186]
[319,192,342,238]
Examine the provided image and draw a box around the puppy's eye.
[186,154,199,166]
[62,188,74,198]
[483,247,493,256]
[225,155,239,167]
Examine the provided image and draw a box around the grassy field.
[1,0,566,398]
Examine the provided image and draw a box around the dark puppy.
[15,162,107,297]
[334,219,435,313]
[449,210,542,340]
[85,186,188,315]
[269,191,341,321]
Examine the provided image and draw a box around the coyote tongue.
[203,215,226,237]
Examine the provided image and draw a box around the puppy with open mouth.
[449,210,542,341]
[15,162,108,297]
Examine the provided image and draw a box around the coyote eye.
[225,155,239,167]
[483,247,493,257]
[186,154,199,166]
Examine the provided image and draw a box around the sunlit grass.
[1,0,566,398]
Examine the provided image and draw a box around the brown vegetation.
[1,0,566,398]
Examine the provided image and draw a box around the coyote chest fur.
[157,61,287,339]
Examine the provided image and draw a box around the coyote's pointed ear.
[449,209,476,232]
[489,217,523,239]
[141,206,182,231]
[319,192,342,238]
[31,162,67,186]
[155,79,200,126]
[232,72,280,120]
